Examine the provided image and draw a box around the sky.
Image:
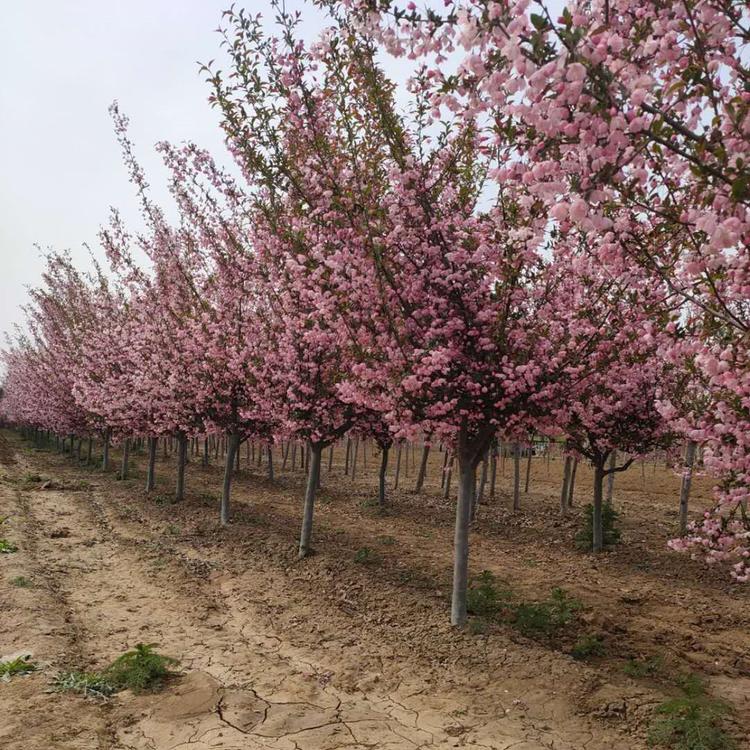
[0,0,331,345]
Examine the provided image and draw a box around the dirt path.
[1,433,747,749]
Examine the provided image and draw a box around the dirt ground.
[1,431,748,750]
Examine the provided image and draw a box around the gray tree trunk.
[443,453,454,499]
[593,462,605,553]
[679,440,697,535]
[489,445,497,499]
[606,449,617,504]
[344,438,351,475]
[560,455,572,515]
[378,445,389,507]
[415,443,430,493]
[120,438,130,480]
[393,443,403,489]
[512,442,521,510]
[567,457,578,508]
[351,439,359,482]
[267,444,274,481]
[202,437,209,467]
[86,437,93,465]
[146,436,157,492]
[175,434,188,502]
[472,450,489,520]
[221,433,240,525]
[451,440,478,627]
[524,445,532,493]
[298,442,322,559]
[102,430,111,471]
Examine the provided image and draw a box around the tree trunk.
[593,461,606,553]
[472,450,489,520]
[267,444,274,481]
[415,443,430,493]
[351,439,359,482]
[202,437,209,467]
[567,458,578,508]
[298,442,323,559]
[221,433,240,525]
[606,449,617,504]
[102,430,111,471]
[443,453,454,499]
[378,445,389,507]
[344,438,351,475]
[328,444,334,472]
[560,456,572,516]
[146,436,157,492]
[440,449,450,488]
[86,437,93,465]
[451,438,479,627]
[120,438,130,480]
[489,445,497,499]
[513,442,521,510]
[393,443,402,490]
[175,434,188,502]
[679,440,697,535]
[524,444,532,493]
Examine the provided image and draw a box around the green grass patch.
[512,587,582,638]
[354,547,380,565]
[624,655,664,678]
[0,539,18,554]
[467,570,513,619]
[648,674,735,750]
[9,575,33,588]
[466,573,582,640]
[52,670,116,699]
[571,634,606,660]
[575,503,621,551]
[0,655,37,680]
[55,644,179,698]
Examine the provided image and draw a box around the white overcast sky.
[0,0,331,343]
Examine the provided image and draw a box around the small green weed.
[647,674,734,750]
[153,494,172,506]
[571,634,605,660]
[104,643,179,694]
[53,670,116,699]
[377,535,396,545]
[0,539,18,554]
[165,524,180,536]
[354,547,380,565]
[624,655,664,678]
[466,570,513,619]
[10,575,33,588]
[512,587,582,638]
[575,503,621,550]
[0,655,37,680]
[22,472,44,484]
[199,492,217,505]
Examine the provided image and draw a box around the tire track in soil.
[0,436,115,750]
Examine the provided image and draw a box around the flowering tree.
[340,0,750,578]
[210,8,558,624]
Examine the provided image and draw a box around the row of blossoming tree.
[1,0,748,625]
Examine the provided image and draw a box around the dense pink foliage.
[1,0,748,589]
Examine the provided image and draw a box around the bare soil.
[1,431,748,750]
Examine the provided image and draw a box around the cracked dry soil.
[0,431,748,750]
